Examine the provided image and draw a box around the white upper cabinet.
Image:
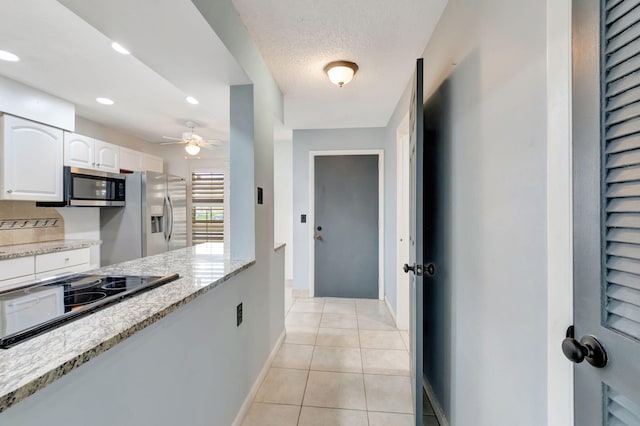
[0,114,63,202]
[63,133,119,173]
[94,140,119,173]
[119,147,143,172]
[142,153,164,173]
[64,132,94,169]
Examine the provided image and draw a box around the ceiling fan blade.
[162,136,183,141]
[200,144,216,150]
[159,141,186,145]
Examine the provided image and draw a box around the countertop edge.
[0,240,102,261]
[0,258,255,413]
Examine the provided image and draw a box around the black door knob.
[561,326,607,368]
[403,264,415,274]
[425,263,436,276]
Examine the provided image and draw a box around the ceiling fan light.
[324,61,359,87]
[185,143,200,155]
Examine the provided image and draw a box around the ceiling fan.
[160,121,222,155]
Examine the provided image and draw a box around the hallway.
[241,294,439,425]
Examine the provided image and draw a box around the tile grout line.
[355,303,371,426]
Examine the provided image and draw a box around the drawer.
[35,263,91,280]
[0,256,34,282]
[0,274,36,292]
[35,248,90,274]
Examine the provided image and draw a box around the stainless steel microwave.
[48,167,126,207]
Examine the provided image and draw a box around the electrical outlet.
[237,303,243,326]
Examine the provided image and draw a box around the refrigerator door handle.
[163,196,169,241]
[167,195,174,241]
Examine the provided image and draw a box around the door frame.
[547,0,573,424]
[396,112,411,330]
[308,149,385,299]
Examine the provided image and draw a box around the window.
[191,171,224,244]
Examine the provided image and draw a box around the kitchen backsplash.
[0,201,64,246]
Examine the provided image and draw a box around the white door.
[94,140,119,173]
[64,132,94,169]
[0,114,63,201]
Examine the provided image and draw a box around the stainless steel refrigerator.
[100,172,187,266]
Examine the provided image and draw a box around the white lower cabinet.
[0,286,64,336]
[35,248,90,277]
[0,257,35,291]
[0,247,91,291]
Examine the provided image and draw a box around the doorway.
[308,150,384,299]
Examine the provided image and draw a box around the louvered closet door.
[573,0,640,424]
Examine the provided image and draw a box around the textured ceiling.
[233,0,448,130]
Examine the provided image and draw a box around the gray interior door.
[407,58,425,425]
[314,154,379,299]
[572,0,640,423]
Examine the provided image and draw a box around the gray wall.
[383,0,549,424]
[292,128,397,305]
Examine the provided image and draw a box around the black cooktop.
[0,273,179,348]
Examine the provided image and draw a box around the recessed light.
[186,96,199,105]
[111,42,130,55]
[96,97,114,105]
[0,50,20,62]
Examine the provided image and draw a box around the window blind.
[191,171,224,244]
[603,0,640,341]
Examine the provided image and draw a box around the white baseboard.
[423,377,449,426]
[384,295,398,328]
[292,289,309,298]
[232,330,286,426]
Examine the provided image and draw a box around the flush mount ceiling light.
[111,42,130,55]
[185,96,199,105]
[96,97,114,105]
[324,60,359,87]
[0,50,20,62]
[184,142,201,155]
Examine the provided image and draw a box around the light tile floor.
[242,295,440,425]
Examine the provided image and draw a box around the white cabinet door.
[142,153,163,172]
[119,147,143,172]
[64,132,94,169]
[94,140,119,173]
[0,114,63,201]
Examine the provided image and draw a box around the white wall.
[291,128,395,302]
[383,0,549,424]
[274,134,293,280]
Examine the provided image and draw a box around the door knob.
[561,326,607,368]
[425,263,436,276]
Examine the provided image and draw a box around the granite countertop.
[0,243,255,412]
[0,239,102,261]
